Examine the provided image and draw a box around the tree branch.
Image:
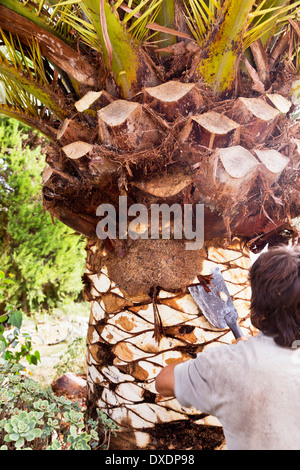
[0,104,58,139]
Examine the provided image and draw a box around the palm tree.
[1,0,300,450]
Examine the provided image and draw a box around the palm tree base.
[85,240,252,450]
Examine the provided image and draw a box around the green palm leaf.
[184,0,221,43]
[245,0,300,48]
[54,0,160,97]
[0,28,49,87]
[125,0,164,42]
[0,28,67,130]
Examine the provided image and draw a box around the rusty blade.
[188,267,239,330]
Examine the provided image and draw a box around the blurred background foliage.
[0,117,86,313]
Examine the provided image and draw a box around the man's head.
[249,245,300,347]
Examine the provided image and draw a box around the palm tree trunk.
[85,238,252,450]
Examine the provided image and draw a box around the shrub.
[0,117,86,311]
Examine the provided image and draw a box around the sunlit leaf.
[7,310,22,329]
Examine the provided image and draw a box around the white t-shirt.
[174,333,300,450]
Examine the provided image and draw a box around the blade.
[188,267,239,329]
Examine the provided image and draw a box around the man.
[155,245,300,450]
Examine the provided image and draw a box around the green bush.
[0,117,86,311]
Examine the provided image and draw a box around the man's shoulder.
[197,333,274,368]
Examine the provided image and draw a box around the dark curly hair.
[249,245,300,347]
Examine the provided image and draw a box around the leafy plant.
[54,336,86,378]
[0,361,118,450]
[0,271,40,366]
[64,410,85,430]
[67,427,92,450]
[4,410,42,449]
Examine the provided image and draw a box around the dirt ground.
[21,308,89,385]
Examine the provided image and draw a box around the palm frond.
[150,0,175,48]
[122,0,153,24]
[57,0,164,46]
[0,75,58,138]
[0,28,50,87]
[55,6,100,51]
[53,0,109,53]
[0,2,98,87]
[0,65,66,119]
[0,73,44,118]
[0,29,67,119]
[118,3,191,41]
[0,0,75,44]
[245,0,300,49]
[182,0,300,53]
[53,0,160,97]
[191,0,257,94]
[125,0,163,42]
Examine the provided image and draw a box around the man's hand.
[232,335,251,344]
[155,361,188,397]
[155,363,178,397]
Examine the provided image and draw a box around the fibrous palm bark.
[1,0,300,450]
[85,239,252,449]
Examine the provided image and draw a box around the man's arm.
[155,362,186,397]
[155,337,250,397]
